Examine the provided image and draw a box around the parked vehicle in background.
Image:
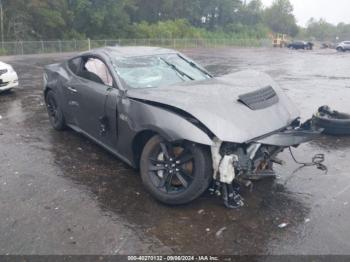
[287,41,314,50]
[0,62,19,92]
[336,41,350,52]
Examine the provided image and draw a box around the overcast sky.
[261,0,350,26]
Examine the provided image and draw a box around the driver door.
[66,56,119,148]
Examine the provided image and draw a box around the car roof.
[81,46,177,58]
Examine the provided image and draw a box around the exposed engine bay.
[210,121,324,209]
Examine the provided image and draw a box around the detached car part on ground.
[313,106,350,135]
[0,61,19,92]
[43,47,322,209]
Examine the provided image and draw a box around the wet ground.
[0,48,350,255]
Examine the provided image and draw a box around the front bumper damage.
[210,120,323,209]
[0,70,19,91]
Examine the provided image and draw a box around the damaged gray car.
[43,46,321,208]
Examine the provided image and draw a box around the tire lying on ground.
[312,106,350,135]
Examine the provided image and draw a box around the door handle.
[67,86,78,93]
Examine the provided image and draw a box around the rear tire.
[140,135,212,205]
[45,90,66,131]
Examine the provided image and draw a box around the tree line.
[300,18,350,42]
[2,0,349,41]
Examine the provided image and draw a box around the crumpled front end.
[210,120,323,208]
[127,70,301,144]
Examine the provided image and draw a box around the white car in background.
[0,61,18,92]
[336,41,350,52]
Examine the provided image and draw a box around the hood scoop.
[238,86,279,110]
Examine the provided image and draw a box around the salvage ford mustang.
[43,46,321,208]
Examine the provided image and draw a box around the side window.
[84,58,113,86]
[68,57,82,75]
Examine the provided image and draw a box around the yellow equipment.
[273,33,288,48]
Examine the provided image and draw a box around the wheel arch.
[44,86,53,98]
[123,99,215,167]
[131,128,212,169]
[132,130,158,168]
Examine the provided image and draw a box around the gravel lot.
[0,47,350,255]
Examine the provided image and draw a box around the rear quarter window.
[68,57,82,75]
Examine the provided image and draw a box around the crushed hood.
[127,70,300,143]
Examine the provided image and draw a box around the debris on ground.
[313,105,350,136]
[278,223,289,229]
[198,209,205,215]
[215,227,227,238]
[304,218,311,223]
[205,228,210,232]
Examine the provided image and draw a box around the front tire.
[45,90,66,131]
[140,135,212,205]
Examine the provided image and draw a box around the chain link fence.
[0,38,271,56]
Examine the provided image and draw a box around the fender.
[43,63,69,103]
[125,98,213,146]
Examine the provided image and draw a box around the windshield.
[113,54,210,89]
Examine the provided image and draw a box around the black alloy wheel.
[140,135,212,205]
[45,91,65,130]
